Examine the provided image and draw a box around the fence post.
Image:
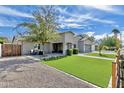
[112,62,116,88]
[112,48,121,88]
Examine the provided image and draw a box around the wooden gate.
[2,44,21,57]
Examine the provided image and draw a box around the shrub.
[0,39,3,44]
[67,49,73,56]
[43,55,67,61]
[73,48,79,54]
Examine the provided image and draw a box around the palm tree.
[112,29,120,39]
[112,29,120,50]
[16,6,59,55]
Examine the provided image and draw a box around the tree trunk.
[42,43,46,56]
[99,49,102,56]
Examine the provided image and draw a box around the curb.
[107,76,112,88]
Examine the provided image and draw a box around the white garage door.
[85,44,91,53]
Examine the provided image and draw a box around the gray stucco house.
[16,31,95,55]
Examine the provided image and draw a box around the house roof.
[59,31,75,35]
[79,37,95,44]
[79,37,89,41]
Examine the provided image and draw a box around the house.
[15,31,95,55]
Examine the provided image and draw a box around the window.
[34,44,37,49]
[38,44,40,49]
[74,44,76,48]
[34,44,40,50]
[67,43,72,49]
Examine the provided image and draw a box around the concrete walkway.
[0,56,95,88]
[77,54,114,60]
[93,51,116,54]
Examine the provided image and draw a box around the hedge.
[73,48,79,54]
[67,49,73,56]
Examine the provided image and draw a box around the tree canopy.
[112,29,120,34]
[16,6,60,55]
[16,6,59,44]
[0,37,8,44]
[97,36,120,55]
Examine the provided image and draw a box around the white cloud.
[94,33,107,40]
[0,6,115,29]
[58,13,90,24]
[86,5,115,12]
[0,6,33,18]
[91,17,115,24]
[59,13,115,29]
[84,5,124,15]
[57,6,115,29]
[0,17,18,27]
[57,7,68,15]
[84,31,95,36]
[94,33,114,40]
[76,13,115,24]
[60,23,83,28]
[66,23,82,28]
[64,18,77,23]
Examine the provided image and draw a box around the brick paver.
[0,57,95,88]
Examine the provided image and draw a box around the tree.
[0,37,8,44]
[16,6,59,55]
[98,36,120,55]
[97,39,107,55]
[112,29,120,38]
[103,36,116,48]
[112,29,121,50]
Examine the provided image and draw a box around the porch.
[52,43,63,53]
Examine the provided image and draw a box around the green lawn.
[43,56,112,87]
[86,53,115,58]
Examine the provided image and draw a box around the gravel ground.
[0,57,95,88]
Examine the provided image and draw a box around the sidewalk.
[77,54,114,60]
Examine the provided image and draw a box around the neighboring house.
[15,31,95,55]
[78,37,95,53]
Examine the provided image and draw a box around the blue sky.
[0,5,124,40]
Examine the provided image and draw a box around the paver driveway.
[0,56,95,88]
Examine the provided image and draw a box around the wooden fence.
[1,44,21,57]
[112,49,121,88]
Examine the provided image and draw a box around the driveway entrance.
[0,56,95,88]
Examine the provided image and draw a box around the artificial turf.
[43,56,112,87]
[86,53,115,58]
